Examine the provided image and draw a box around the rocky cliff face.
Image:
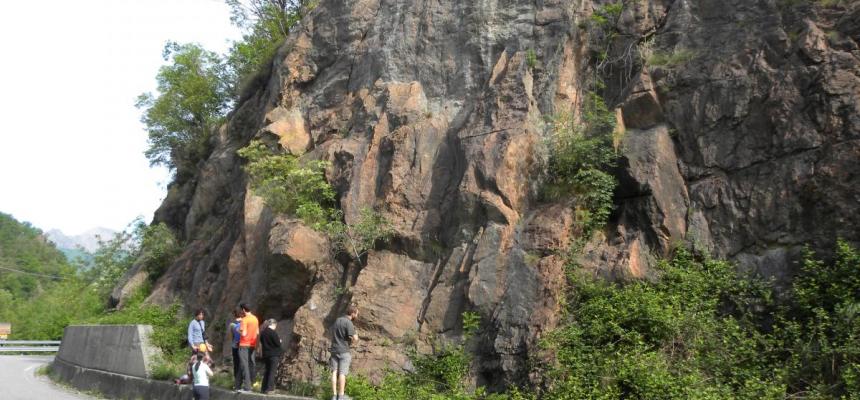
[123,0,859,390]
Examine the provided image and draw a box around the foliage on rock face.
[238,140,392,265]
[225,0,314,92]
[316,208,393,264]
[544,92,619,236]
[540,240,860,399]
[136,42,230,173]
[238,140,335,215]
[138,222,181,281]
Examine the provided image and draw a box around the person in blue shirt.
[188,308,209,354]
[228,308,243,390]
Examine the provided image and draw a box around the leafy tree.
[136,42,230,172]
[138,222,181,281]
[86,222,141,296]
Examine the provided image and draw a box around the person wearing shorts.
[329,304,358,400]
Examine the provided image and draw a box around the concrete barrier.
[51,358,312,400]
[52,324,313,400]
[56,325,159,378]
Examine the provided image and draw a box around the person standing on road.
[330,304,359,400]
[188,309,210,355]
[260,318,283,394]
[228,308,243,390]
[237,303,260,393]
[191,353,213,400]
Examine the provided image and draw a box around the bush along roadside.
[538,240,860,399]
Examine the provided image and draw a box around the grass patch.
[647,49,696,67]
[35,363,52,377]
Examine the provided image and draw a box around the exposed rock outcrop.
[116,0,860,391]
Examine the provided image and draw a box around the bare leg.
[331,370,338,397]
[338,374,346,396]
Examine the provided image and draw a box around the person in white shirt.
[191,353,213,400]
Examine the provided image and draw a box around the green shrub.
[238,140,392,266]
[238,140,335,216]
[544,92,618,236]
[588,2,623,28]
[525,49,538,69]
[541,240,860,399]
[150,357,187,381]
[6,279,103,340]
[138,222,180,281]
[90,285,188,371]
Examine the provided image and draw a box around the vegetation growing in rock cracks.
[238,140,392,265]
[225,0,316,93]
[543,92,619,237]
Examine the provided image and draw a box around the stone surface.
[133,0,860,391]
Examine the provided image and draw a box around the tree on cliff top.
[225,0,314,94]
[136,42,230,173]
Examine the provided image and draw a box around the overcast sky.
[0,0,242,235]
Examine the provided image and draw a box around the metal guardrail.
[0,340,61,352]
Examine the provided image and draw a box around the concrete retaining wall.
[53,324,312,400]
[51,358,311,400]
[56,325,159,378]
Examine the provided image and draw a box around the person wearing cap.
[260,318,283,394]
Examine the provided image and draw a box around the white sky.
[0,0,242,235]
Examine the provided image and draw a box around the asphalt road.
[0,355,93,400]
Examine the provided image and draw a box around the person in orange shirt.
[237,302,260,393]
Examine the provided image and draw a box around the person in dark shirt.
[329,304,358,400]
[260,318,283,394]
[228,308,243,390]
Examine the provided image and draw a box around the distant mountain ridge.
[46,228,116,253]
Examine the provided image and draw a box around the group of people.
[181,303,360,400]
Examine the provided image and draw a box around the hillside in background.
[0,212,74,299]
